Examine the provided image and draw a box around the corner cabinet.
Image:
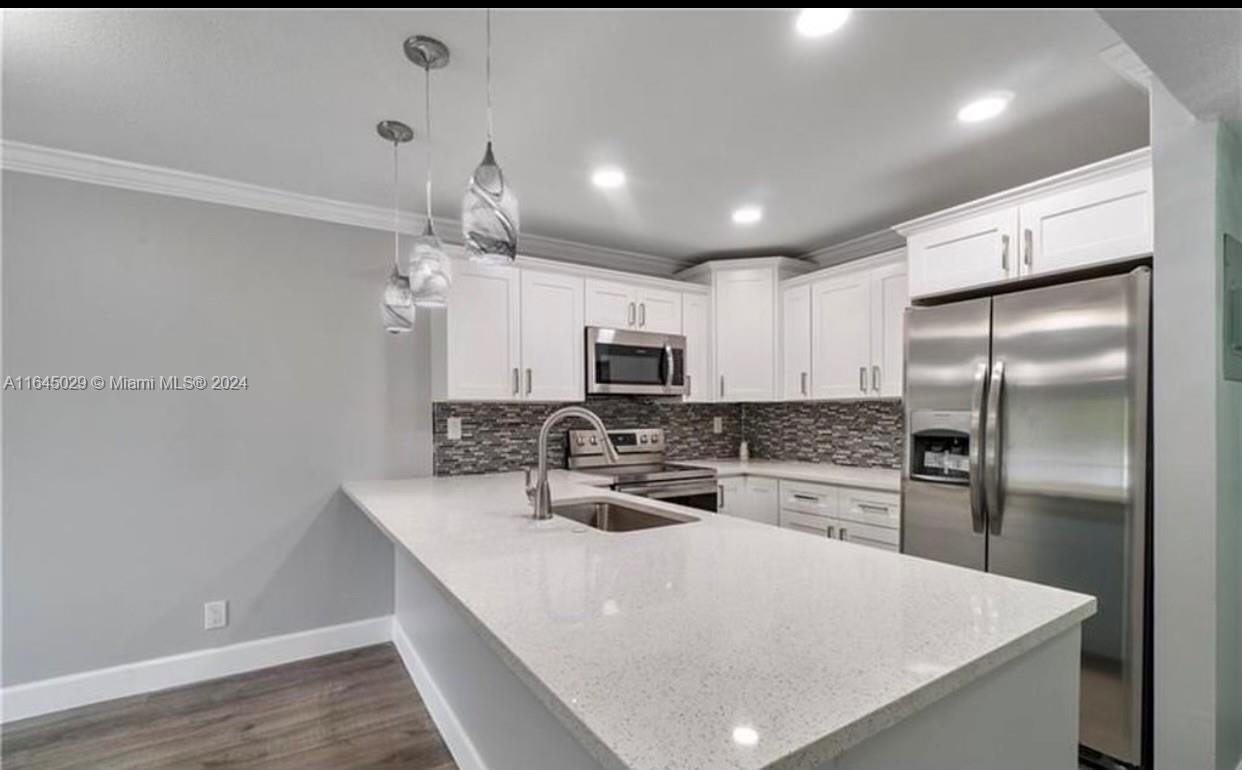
[898,148,1152,299]
[677,258,814,403]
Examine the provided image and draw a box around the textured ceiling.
[3,9,1149,263]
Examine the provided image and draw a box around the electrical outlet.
[446,416,463,441]
[204,600,228,630]
[713,416,723,434]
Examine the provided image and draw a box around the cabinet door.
[717,476,746,517]
[520,270,584,402]
[835,519,899,552]
[584,278,635,329]
[781,283,813,400]
[869,262,908,398]
[744,476,780,526]
[907,208,1019,298]
[1018,166,1153,276]
[634,287,683,334]
[715,268,776,401]
[811,273,872,399]
[445,260,522,400]
[682,293,711,402]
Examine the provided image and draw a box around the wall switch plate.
[713,417,723,434]
[204,600,228,630]
[446,417,463,440]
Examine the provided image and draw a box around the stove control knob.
[575,435,585,446]
[651,433,661,444]
[589,435,597,445]
[640,434,649,444]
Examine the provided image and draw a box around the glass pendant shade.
[382,264,416,334]
[463,141,519,264]
[407,220,451,307]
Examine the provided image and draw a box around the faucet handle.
[524,467,537,503]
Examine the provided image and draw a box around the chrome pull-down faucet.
[527,406,618,520]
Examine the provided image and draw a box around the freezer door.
[987,268,1150,765]
[901,297,991,571]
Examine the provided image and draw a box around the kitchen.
[3,8,1240,770]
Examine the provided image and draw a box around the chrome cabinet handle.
[718,484,724,509]
[792,493,819,502]
[525,368,532,395]
[1001,233,1011,273]
[686,374,692,397]
[627,302,636,327]
[968,362,988,534]
[839,527,848,540]
[720,375,725,398]
[827,525,835,539]
[1023,228,1033,269]
[639,303,646,327]
[512,367,520,396]
[800,371,808,396]
[859,366,867,393]
[871,365,881,393]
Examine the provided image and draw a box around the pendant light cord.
[486,8,493,143]
[391,139,400,269]
[424,63,434,226]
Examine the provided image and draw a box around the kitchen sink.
[551,498,698,532]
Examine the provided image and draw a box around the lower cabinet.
[716,475,778,526]
[777,479,900,552]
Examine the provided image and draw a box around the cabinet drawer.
[779,508,832,535]
[779,480,839,516]
[838,488,901,530]
[835,519,899,551]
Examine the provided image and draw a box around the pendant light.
[462,8,519,264]
[377,120,415,334]
[404,35,452,307]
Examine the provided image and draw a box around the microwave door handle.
[664,344,675,387]
[968,362,988,534]
[984,360,1005,535]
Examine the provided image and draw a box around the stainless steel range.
[566,428,718,512]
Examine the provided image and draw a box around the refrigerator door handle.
[968,362,989,533]
[984,360,1006,535]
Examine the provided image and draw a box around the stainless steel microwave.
[586,327,687,396]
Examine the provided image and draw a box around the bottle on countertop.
[738,440,749,462]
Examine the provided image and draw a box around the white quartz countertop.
[344,471,1094,770]
[685,459,901,491]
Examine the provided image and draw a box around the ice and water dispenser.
[908,410,972,483]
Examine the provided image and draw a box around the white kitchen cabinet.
[717,475,779,526]
[584,279,683,334]
[870,260,908,398]
[811,271,872,399]
[1018,164,1153,276]
[905,207,1018,299]
[778,479,900,552]
[434,259,522,400]
[520,270,584,401]
[717,476,746,518]
[781,283,813,400]
[898,149,1152,299]
[682,292,711,402]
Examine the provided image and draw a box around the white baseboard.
[1,615,391,724]
[390,617,487,770]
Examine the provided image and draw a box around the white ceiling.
[2,9,1149,266]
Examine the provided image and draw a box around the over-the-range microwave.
[585,327,687,396]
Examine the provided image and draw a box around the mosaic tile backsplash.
[742,400,904,470]
[433,397,903,475]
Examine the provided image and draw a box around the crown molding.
[804,229,905,268]
[1099,41,1152,93]
[0,141,689,277]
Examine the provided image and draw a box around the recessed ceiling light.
[591,166,626,189]
[732,205,763,226]
[732,725,760,746]
[957,92,1013,123]
[795,9,852,38]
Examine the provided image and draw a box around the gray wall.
[1,173,431,685]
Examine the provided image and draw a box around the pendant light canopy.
[462,9,519,264]
[404,35,452,307]
[377,120,416,334]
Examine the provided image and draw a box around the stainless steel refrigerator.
[901,267,1150,768]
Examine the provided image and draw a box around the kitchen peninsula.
[345,470,1094,770]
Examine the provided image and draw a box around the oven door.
[615,479,718,513]
[587,327,686,396]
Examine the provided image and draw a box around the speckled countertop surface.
[685,459,901,491]
[344,471,1094,770]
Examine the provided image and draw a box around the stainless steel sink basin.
[552,498,698,532]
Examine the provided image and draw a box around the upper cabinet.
[870,260,908,398]
[519,270,584,401]
[897,149,1152,299]
[781,283,812,400]
[432,259,523,401]
[584,279,683,334]
[682,292,711,402]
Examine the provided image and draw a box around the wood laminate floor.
[1,644,458,770]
